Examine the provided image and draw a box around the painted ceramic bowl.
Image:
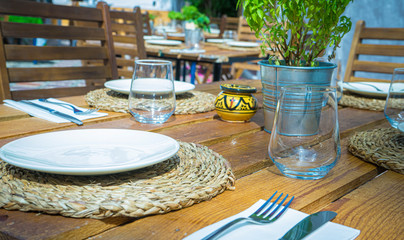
[215,84,258,122]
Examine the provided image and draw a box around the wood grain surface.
[0,79,401,240]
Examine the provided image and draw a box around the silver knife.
[279,211,337,240]
[20,100,83,126]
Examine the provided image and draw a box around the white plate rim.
[342,82,391,97]
[144,35,165,40]
[104,79,195,95]
[0,129,180,175]
[207,39,227,43]
[227,41,259,47]
[146,39,182,46]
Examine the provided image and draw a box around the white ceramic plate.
[207,39,227,43]
[105,79,195,95]
[342,82,399,97]
[168,32,185,37]
[227,41,259,48]
[155,26,177,33]
[146,39,182,46]
[144,35,165,40]
[0,129,180,175]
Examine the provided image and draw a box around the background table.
[0,79,402,240]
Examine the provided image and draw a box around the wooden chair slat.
[8,66,111,82]
[357,44,404,56]
[1,22,106,40]
[349,76,390,83]
[344,20,404,83]
[352,60,404,74]
[114,46,138,56]
[0,1,117,101]
[361,28,404,40]
[117,69,133,79]
[111,23,135,33]
[5,45,108,61]
[116,58,135,67]
[0,0,103,21]
[10,85,102,101]
[113,35,138,44]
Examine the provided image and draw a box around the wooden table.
[0,79,402,240]
[146,43,262,82]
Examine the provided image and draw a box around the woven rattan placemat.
[85,88,216,114]
[0,142,235,219]
[339,93,386,111]
[348,128,404,174]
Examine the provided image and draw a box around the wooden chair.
[142,11,152,36]
[237,17,259,42]
[344,20,404,83]
[0,1,117,101]
[109,7,147,79]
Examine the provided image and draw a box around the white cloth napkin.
[184,199,360,240]
[3,98,108,123]
[170,49,206,54]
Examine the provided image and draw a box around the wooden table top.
[0,79,402,240]
[146,43,262,63]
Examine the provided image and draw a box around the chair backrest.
[344,20,404,83]
[142,11,152,36]
[109,7,147,79]
[210,15,228,38]
[237,17,259,42]
[0,1,117,101]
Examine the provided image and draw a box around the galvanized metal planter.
[259,60,337,133]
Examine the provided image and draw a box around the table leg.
[190,62,196,84]
[213,63,222,82]
[175,59,181,81]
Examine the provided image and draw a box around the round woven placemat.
[85,88,216,114]
[339,93,386,111]
[348,128,404,174]
[0,142,235,219]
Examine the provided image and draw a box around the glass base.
[131,113,172,124]
[274,161,337,180]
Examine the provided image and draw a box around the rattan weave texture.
[348,128,404,174]
[339,93,385,111]
[85,88,216,114]
[0,142,235,219]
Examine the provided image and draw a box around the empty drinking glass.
[129,60,176,124]
[384,68,404,132]
[268,85,340,180]
[223,30,237,41]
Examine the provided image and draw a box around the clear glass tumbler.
[129,60,176,124]
[268,85,340,180]
[384,68,404,132]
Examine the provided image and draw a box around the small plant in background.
[237,0,354,66]
[169,5,210,31]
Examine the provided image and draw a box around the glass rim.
[393,68,404,73]
[280,84,337,93]
[135,59,172,65]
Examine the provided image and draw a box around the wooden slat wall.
[344,20,404,83]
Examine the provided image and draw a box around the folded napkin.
[170,49,206,54]
[184,200,360,240]
[4,98,108,123]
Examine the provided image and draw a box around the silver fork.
[38,98,99,115]
[202,191,294,240]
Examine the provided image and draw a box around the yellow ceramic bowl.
[215,84,258,122]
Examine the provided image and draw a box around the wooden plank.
[113,35,137,44]
[343,20,365,83]
[361,27,404,40]
[349,76,390,83]
[322,171,404,240]
[116,58,135,67]
[5,45,108,61]
[111,23,136,33]
[352,60,404,74]
[357,44,404,56]
[0,0,103,22]
[88,140,381,240]
[1,22,106,40]
[8,66,110,82]
[0,21,11,101]
[110,11,136,20]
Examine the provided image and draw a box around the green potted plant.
[169,5,210,49]
[237,0,354,132]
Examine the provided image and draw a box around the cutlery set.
[19,99,100,126]
[202,191,337,240]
